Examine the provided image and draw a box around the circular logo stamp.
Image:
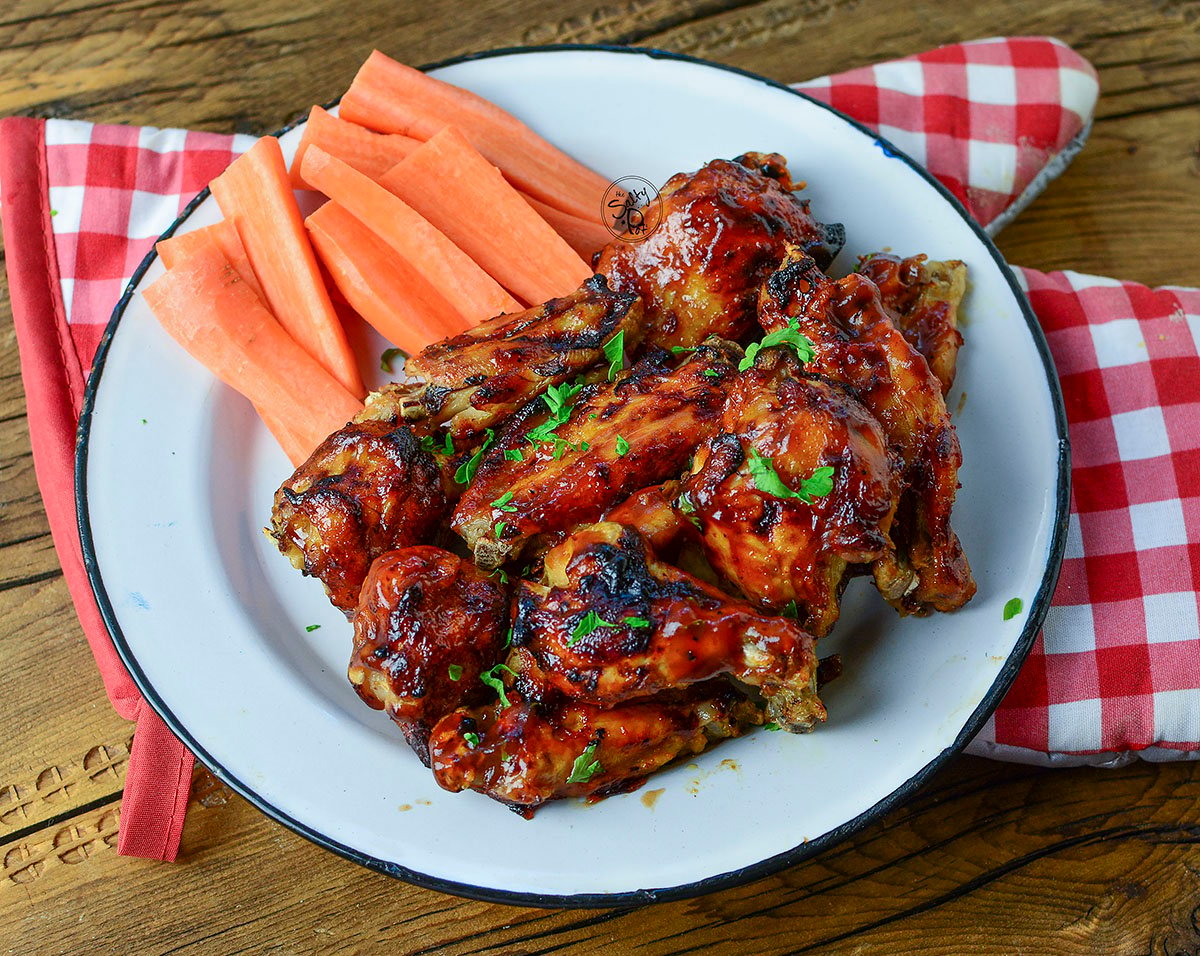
[602,176,663,242]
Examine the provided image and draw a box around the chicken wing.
[508,522,826,732]
[596,152,843,351]
[269,276,640,612]
[428,681,759,816]
[681,352,903,636]
[858,253,967,394]
[349,547,509,764]
[758,247,975,614]
[452,341,741,568]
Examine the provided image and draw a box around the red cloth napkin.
[2,36,1196,864]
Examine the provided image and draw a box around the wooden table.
[3,1,1199,952]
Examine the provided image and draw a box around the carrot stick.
[378,127,590,304]
[299,145,520,323]
[144,238,362,465]
[210,137,366,398]
[157,220,266,302]
[290,105,421,190]
[306,201,469,356]
[339,50,608,221]
[522,195,611,260]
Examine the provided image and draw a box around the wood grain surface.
[2,1,1199,953]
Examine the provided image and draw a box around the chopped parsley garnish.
[738,320,815,372]
[490,568,510,585]
[526,380,583,445]
[580,441,590,452]
[463,731,480,748]
[763,722,782,732]
[623,616,651,628]
[454,428,495,485]
[670,345,700,354]
[588,413,598,420]
[503,448,524,462]
[1003,597,1023,621]
[615,435,630,456]
[419,432,454,456]
[569,610,616,644]
[447,664,463,681]
[566,741,603,783]
[746,451,834,503]
[140,418,148,425]
[380,347,404,373]
[503,626,513,648]
[491,491,518,513]
[494,520,507,538]
[780,600,800,619]
[480,663,516,708]
[603,330,625,381]
[305,624,321,632]
[702,369,720,377]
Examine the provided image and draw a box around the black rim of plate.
[76,43,1072,909]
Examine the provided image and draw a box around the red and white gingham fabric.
[2,35,1197,863]
[796,35,1098,233]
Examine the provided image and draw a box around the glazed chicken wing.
[681,353,903,636]
[429,681,759,816]
[349,547,509,764]
[596,152,843,351]
[858,253,967,394]
[759,247,975,614]
[508,523,826,732]
[270,276,639,612]
[452,341,741,568]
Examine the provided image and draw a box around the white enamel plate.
[78,47,1069,905]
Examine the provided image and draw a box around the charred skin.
[269,417,449,614]
[596,152,843,351]
[759,248,975,615]
[509,523,826,732]
[348,547,509,765]
[858,253,967,395]
[428,681,759,815]
[386,274,644,442]
[452,341,741,568]
[682,354,903,636]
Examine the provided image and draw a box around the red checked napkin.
[2,36,1196,864]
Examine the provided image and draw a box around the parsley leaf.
[494,520,507,538]
[702,369,720,377]
[447,664,463,681]
[463,731,481,747]
[623,616,651,628]
[615,435,630,456]
[738,320,815,372]
[780,599,800,619]
[419,432,455,456]
[454,428,495,485]
[489,567,510,585]
[580,441,590,452]
[670,345,700,354]
[569,609,617,645]
[1003,597,1023,621]
[603,330,625,381]
[503,448,524,462]
[526,380,584,445]
[380,347,404,373]
[763,722,782,732]
[503,626,513,648]
[305,624,321,633]
[479,663,516,708]
[491,491,518,513]
[746,451,834,503]
[566,741,603,784]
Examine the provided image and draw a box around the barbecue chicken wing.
[270,276,639,612]
[681,353,903,636]
[382,274,643,442]
[349,547,509,764]
[428,681,759,816]
[858,253,967,394]
[269,411,449,614]
[759,247,975,614]
[507,522,826,732]
[452,341,741,568]
[596,152,843,351]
